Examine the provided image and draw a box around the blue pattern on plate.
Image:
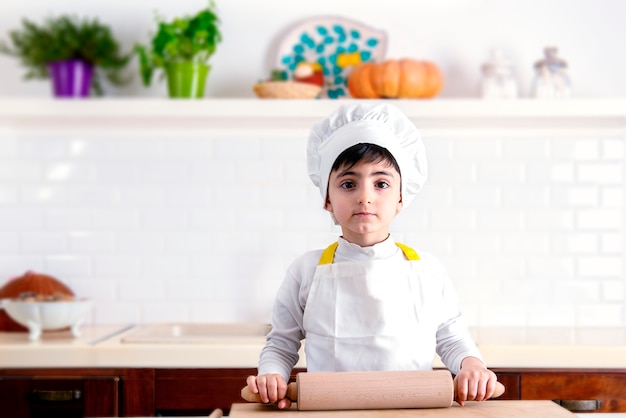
[277,17,387,98]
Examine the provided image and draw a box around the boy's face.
[325,159,402,247]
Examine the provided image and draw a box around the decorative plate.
[275,16,388,99]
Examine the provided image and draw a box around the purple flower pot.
[48,59,94,98]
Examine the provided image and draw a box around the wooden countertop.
[229,401,576,417]
[1,324,625,369]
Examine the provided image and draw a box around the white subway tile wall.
[0,127,624,328]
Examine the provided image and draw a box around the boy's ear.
[324,197,333,212]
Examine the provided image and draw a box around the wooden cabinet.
[2,367,624,416]
[0,375,118,418]
[493,368,626,413]
[154,368,305,416]
[153,368,626,415]
[155,368,255,416]
[0,368,154,417]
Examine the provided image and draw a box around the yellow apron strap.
[318,241,419,265]
[395,242,420,261]
[318,242,339,265]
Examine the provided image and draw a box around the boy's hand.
[246,374,292,409]
[454,357,498,406]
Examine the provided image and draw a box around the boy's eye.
[340,181,355,189]
[376,181,390,189]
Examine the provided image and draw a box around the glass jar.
[531,47,571,98]
[480,49,518,99]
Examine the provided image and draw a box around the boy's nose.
[358,188,372,204]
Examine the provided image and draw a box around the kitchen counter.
[0,324,272,368]
[1,324,625,370]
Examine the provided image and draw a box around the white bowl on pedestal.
[1,299,92,340]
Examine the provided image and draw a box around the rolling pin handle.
[240,386,261,403]
[493,381,506,398]
[240,382,298,403]
[207,408,223,418]
[453,374,506,400]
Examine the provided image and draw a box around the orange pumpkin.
[347,58,444,99]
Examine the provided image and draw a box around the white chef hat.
[307,102,427,209]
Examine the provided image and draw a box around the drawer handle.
[32,390,82,402]
[553,399,602,411]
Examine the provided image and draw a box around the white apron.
[303,242,442,372]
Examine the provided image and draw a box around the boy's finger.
[245,375,259,393]
[454,376,468,405]
[277,398,292,409]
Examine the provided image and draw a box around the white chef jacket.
[258,235,483,382]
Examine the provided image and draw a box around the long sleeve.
[257,251,320,381]
[436,312,483,375]
[427,253,483,374]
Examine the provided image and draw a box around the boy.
[246,103,497,409]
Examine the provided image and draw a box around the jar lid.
[481,49,514,76]
[534,46,568,69]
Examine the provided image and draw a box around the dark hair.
[331,143,401,177]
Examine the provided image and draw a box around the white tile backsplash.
[527,304,577,327]
[44,255,92,278]
[602,138,625,159]
[601,233,623,253]
[20,231,68,252]
[602,187,624,207]
[527,162,575,183]
[477,161,525,184]
[0,161,41,181]
[0,119,625,329]
[552,139,600,160]
[551,186,599,207]
[501,232,549,254]
[578,256,623,277]
[578,163,623,183]
[577,209,622,230]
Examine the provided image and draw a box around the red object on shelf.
[295,71,324,87]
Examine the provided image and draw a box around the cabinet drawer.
[493,372,520,400]
[0,376,119,418]
[154,368,306,416]
[0,368,154,417]
[156,368,257,416]
[521,372,626,412]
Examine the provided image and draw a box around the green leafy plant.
[0,15,130,96]
[135,2,222,86]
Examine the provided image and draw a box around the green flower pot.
[165,62,210,98]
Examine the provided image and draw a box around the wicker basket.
[253,81,322,99]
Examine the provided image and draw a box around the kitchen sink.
[120,322,271,344]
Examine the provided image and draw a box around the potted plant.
[135,2,222,98]
[0,15,130,97]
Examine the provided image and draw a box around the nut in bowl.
[1,297,93,341]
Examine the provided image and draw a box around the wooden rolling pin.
[241,370,505,411]
[207,408,223,418]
